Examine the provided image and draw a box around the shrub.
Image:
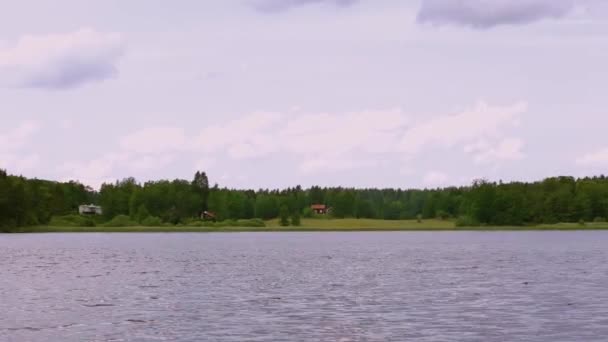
[578,219,586,226]
[185,220,204,227]
[455,215,480,227]
[593,217,606,223]
[136,205,150,223]
[280,205,290,227]
[103,215,137,227]
[291,211,301,226]
[416,214,423,223]
[82,218,96,227]
[302,207,314,218]
[49,214,94,227]
[0,220,17,233]
[236,219,266,227]
[436,210,450,220]
[141,216,163,227]
[200,219,265,228]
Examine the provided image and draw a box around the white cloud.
[0,28,125,89]
[423,171,449,186]
[129,154,175,171]
[194,157,217,171]
[252,0,358,12]
[281,109,408,156]
[120,109,409,165]
[464,137,525,164]
[59,152,178,188]
[399,165,415,176]
[0,153,40,173]
[0,120,41,151]
[0,121,42,173]
[120,127,187,154]
[299,158,378,174]
[400,101,526,154]
[58,152,129,189]
[576,148,608,166]
[64,102,526,187]
[194,111,283,159]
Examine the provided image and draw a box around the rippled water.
[1,232,608,341]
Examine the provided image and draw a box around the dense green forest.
[2,168,608,232]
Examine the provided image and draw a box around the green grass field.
[16,218,608,233]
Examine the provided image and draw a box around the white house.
[79,204,103,216]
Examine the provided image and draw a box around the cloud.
[0,28,125,89]
[59,152,175,189]
[194,112,284,159]
[64,101,526,187]
[120,127,187,154]
[576,148,608,166]
[423,171,449,187]
[194,157,217,171]
[281,109,408,157]
[59,152,129,189]
[0,120,41,151]
[0,121,41,173]
[252,0,357,12]
[417,0,576,29]
[299,158,378,174]
[129,154,175,171]
[399,101,526,154]
[464,137,525,164]
[0,154,40,173]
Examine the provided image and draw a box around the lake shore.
[14,218,608,233]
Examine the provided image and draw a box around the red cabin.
[311,204,329,215]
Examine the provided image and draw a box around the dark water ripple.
[1,232,608,341]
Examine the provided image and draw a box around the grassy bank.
[14,218,608,233]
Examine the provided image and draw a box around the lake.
[1,232,608,341]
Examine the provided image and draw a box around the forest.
[2,168,608,232]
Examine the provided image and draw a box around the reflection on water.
[1,232,608,341]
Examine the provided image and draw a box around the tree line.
[2,168,608,232]
[0,169,95,231]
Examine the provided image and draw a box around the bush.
[416,214,423,223]
[49,214,96,227]
[436,210,450,220]
[237,218,266,227]
[280,205,290,227]
[82,218,96,227]
[136,205,150,223]
[141,216,163,227]
[201,219,265,228]
[593,217,606,223]
[578,219,586,226]
[215,219,237,227]
[185,220,205,227]
[302,207,313,218]
[0,220,17,233]
[103,215,137,227]
[455,215,480,227]
[291,212,301,226]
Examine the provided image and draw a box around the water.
[1,232,608,342]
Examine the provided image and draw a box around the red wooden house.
[311,204,329,215]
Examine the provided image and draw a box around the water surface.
[1,232,608,341]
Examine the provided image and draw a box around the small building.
[79,204,103,216]
[201,210,217,221]
[311,204,329,215]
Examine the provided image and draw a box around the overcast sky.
[2,0,608,189]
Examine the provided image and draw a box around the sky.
[1,0,608,190]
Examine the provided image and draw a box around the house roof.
[311,204,326,210]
